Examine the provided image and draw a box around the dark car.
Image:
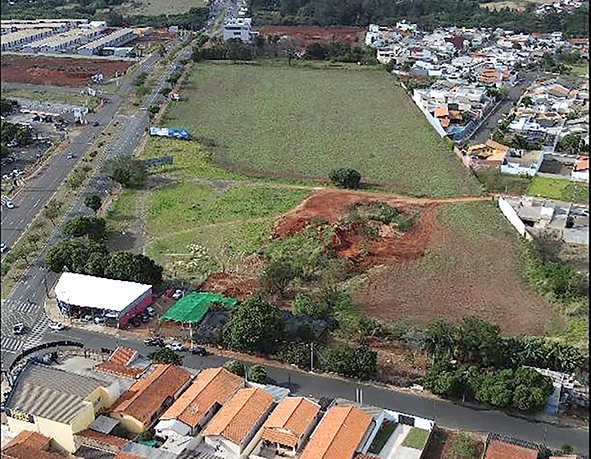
[130,317,141,327]
[140,314,150,324]
[13,323,26,335]
[189,347,207,356]
[92,121,100,126]
[144,337,165,347]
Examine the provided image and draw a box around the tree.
[259,259,297,295]
[248,364,268,383]
[103,157,147,189]
[278,342,313,369]
[321,343,377,380]
[223,359,245,377]
[11,242,34,266]
[329,168,361,189]
[449,433,478,459]
[558,133,585,155]
[148,347,182,365]
[105,251,164,285]
[46,239,108,274]
[423,321,459,362]
[423,365,463,397]
[84,194,102,213]
[62,216,107,241]
[43,200,64,226]
[0,99,17,117]
[292,294,331,320]
[456,316,503,367]
[84,251,108,276]
[223,296,286,354]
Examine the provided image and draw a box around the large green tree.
[223,296,286,354]
[62,216,107,241]
[105,251,163,285]
[46,239,108,274]
[223,359,245,377]
[148,348,182,365]
[103,157,147,189]
[84,194,102,213]
[321,343,377,380]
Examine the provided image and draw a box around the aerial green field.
[164,64,482,197]
[526,176,588,204]
[120,0,207,15]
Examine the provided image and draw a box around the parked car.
[66,154,76,159]
[146,306,156,317]
[94,317,106,325]
[163,288,175,298]
[140,314,150,324]
[1,242,7,253]
[172,289,184,300]
[92,121,100,127]
[82,314,93,322]
[13,323,26,335]
[166,341,185,352]
[189,347,207,356]
[144,337,165,347]
[130,317,141,327]
[48,322,66,331]
[4,201,14,209]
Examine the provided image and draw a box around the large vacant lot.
[164,64,482,198]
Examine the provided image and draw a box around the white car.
[1,242,7,253]
[48,322,66,331]
[94,317,106,325]
[146,306,156,317]
[166,341,185,352]
[4,201,14,209]
[172,289,184,300]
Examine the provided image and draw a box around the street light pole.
[310,342,314,372]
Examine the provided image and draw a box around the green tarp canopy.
[160,292,237,324]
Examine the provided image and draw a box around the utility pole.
[310,342,314,371]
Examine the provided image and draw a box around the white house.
[222,18,255,42]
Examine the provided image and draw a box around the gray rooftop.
[121,442,178,459]
[89,415,119,434]
[6,363,107,424]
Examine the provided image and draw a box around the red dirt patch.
[1,54,134,87]
[199,272,258,301]
[272,190,436,268]
[260,25,366,45]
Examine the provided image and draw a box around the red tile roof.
[113,453,145,459]
[261,397,320,449]
[300,406,373,459]
[110,347,138,366]
[1,431,62,459]
[95,347,144,378]
[160,367,243,429]
[111,364,192,425]
[202,387,274,445]
[484,439,539,459]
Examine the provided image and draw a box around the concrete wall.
[498,197,532,240]
[383,409,434,431]
[109,411,145,434]
[572,170,589,183]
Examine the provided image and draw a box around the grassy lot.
[569,62,589,77]
[122,0,207,15]
[526,176,589,204]
[2,87,101,110]
[402,428,430,450]
[164,63,482,198]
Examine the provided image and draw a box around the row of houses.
[2,348,435,459]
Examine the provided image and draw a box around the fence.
[498,197,532,240]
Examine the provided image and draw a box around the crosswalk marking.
[23,315,51,351]
[1,336,24,354]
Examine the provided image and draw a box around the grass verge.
[526,176,588,204]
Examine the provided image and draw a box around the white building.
[54,272,153,328]
[22,26,105,54]
[222,17,255,42]
[0,28,54,52]
[78,28,136,56]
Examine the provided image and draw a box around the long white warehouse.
[78,28,136,56]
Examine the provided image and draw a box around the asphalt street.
[35,326,589,455]
[469,70,546,145]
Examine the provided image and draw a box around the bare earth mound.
[259,25,365,45]
[1,54,134,87]
[273,190,557,336]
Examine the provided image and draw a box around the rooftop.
[483,439,539,459]
[112,364,192,425]
[261,397,321,448]
[300,406,373,459]
[1,431,63,459]
[6,362,108,424]
[202,387,274,445]
[95,347,146,379]
[55,272,152,312]
[160,367,243,429]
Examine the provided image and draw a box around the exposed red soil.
[423,428,485,459]
[260,25,366,45]
[199,272,259,301]
[0,54,134,87]
[272,190,556,336]
[273,190,438,268]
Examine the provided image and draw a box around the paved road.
[469,70,546,145]
[0,37,194,364]
[0,51,163,251]
[30,327,587,455]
